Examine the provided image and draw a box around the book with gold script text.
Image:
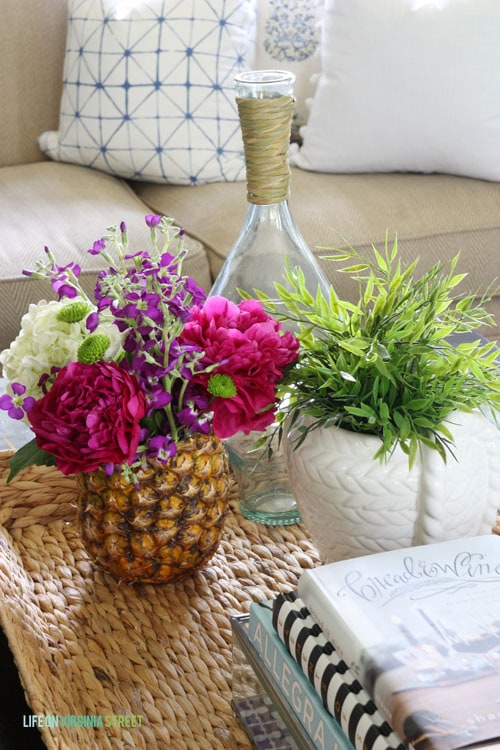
[297,535,500,750]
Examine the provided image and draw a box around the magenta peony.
[180,296,299,437]
[28,361,147,474]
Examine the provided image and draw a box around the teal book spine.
[248,600,354,750]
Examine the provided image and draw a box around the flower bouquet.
[0,215,298,582]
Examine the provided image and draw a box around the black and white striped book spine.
[273,592,405,750]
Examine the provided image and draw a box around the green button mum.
[56,301,92,323]
[77,334,111,364]
[207,373,237,398]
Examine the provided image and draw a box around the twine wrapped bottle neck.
[236,95,295,206]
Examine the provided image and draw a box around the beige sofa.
[1,0,499,358]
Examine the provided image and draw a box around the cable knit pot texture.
[285,410,500,563]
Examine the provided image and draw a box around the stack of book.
[235,534,500,750]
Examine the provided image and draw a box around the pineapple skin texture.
[76,434,229,583]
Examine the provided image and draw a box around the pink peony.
[28,361,146,474]
[180,296,299,437]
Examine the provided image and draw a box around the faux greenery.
[255,236,500,468]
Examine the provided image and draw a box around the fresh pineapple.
[77,434,229,583]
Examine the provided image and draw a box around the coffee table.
[0,331,498,750]
[0,446,321,750]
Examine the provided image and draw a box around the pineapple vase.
[76,434,230,584]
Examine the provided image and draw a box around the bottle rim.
[234,69,295,86]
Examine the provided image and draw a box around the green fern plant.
[256,236,500,467]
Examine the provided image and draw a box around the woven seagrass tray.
[0,449,321,750]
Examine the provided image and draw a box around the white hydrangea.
[0,299,124,401]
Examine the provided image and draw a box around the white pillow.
[293,0,500,181]
[39,0,256,185]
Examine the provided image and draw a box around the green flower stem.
[176,377,189,416]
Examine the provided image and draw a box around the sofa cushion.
[38,0,257,185]
[293,0,500,182]
[0,0,68,168]
[134,168,500,340]
[0,162,210,354]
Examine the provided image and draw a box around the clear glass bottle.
[210,70,329,526]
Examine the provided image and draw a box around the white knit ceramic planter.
[285,409,500,563]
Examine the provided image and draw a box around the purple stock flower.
[124,250,150,263]
[119,352,175,413]
[0,383,35,420]
[88,238,106,255]
[177,400,211,434]
[52,278,78,300]
[168,294,197,323]
[184,276,206,306]
[56,261,81,278]
[38,369,61,395]
[145,214,162,227]
[148,435,177,462]
[122,290,163,325]
[148,386,172,412]
[46,260,82,299]
[86,311,100,332]
[158,252,177,270]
